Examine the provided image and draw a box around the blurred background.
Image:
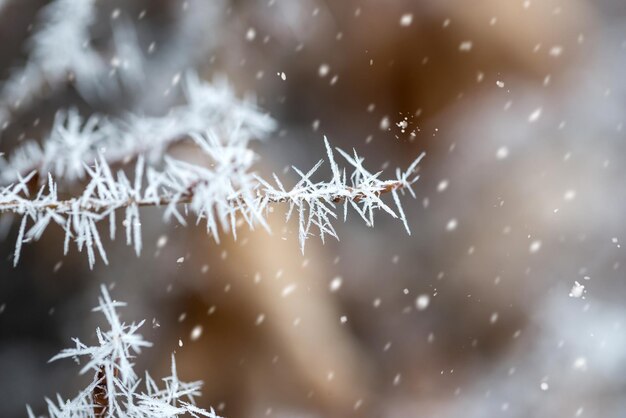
[1,0,626,416]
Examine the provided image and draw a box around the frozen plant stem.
[1,141,424,268]
[27,285,221,418]
[0,72,425,268]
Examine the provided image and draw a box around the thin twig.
[93,365,110,418]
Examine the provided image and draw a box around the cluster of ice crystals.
[0,72,276,269]
[27,285,220,418]
[1,124,423,268]
[257,138,425,252]
[0,64,422,269]
[0,73,274,185]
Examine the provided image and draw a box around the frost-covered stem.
[0,180,407,213]
[2,133,424,268]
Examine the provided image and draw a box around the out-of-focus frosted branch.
[0,0,228,126]
[0,73,275,185]
[0,0,101,126]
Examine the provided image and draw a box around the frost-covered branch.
[258,139,425,253]
[1,134,424,268]
[0,68,424,268]
[0,3,425,268]
[27,285,220,418]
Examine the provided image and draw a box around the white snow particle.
[564,189,576,201]
[496,80,505,88]
[190,325,203,341]
[281,283,297,297]
[446,218,458,231]
[528,107,542,123]
[156,235,168,248]
[380,116,390,130]
[459,41,473,52]
[246,27,256,41]
[400,13,414,27]
[549,45,563,57]
[529,240,542,253]
[318,64,330,77]
[496,146,509,160]
[393,373,402,385]
[569,281,585,298]
[437,179,449,192]
[329,276,343,292]
[573,356,587,371]
[415,294,430,311]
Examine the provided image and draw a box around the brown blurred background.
[2,0,626,417]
